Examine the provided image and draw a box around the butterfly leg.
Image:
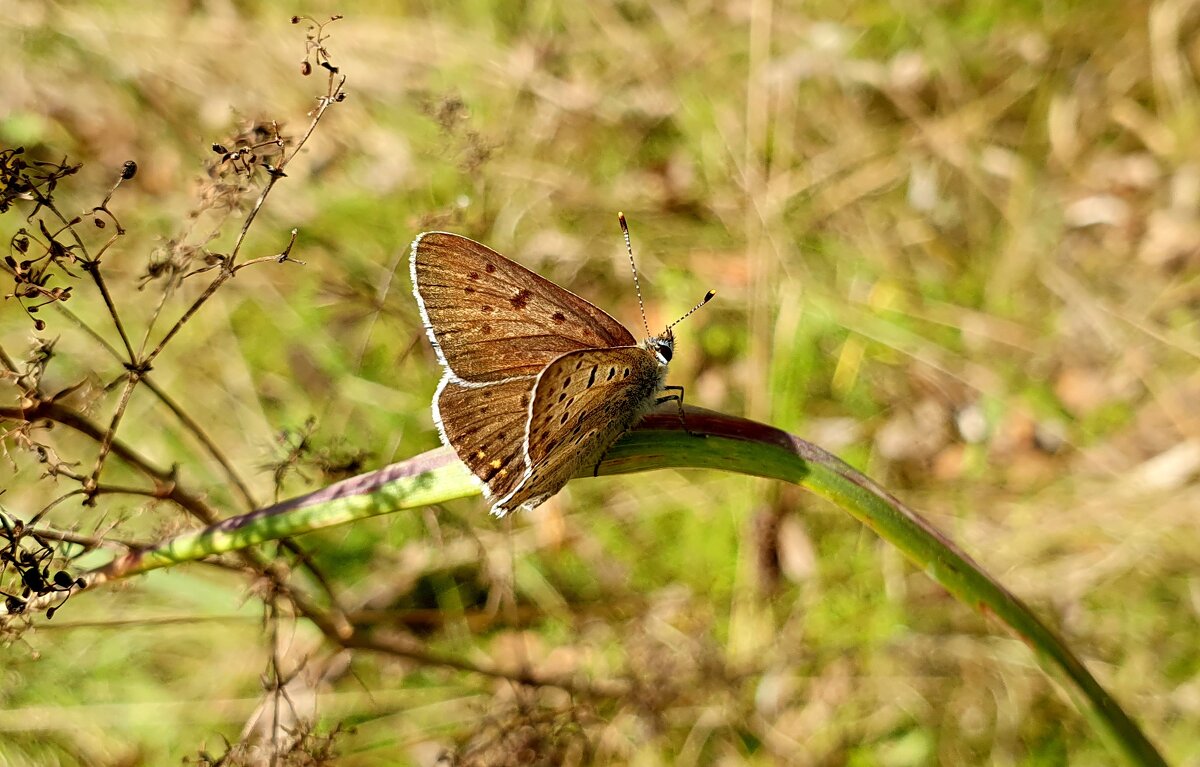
[656,385,703,437]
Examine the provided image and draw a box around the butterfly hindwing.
[434,375,535,501]
[493,346,663,514]
[411,232,637,383]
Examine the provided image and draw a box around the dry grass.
[1,2,1198,765]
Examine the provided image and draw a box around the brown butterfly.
[410,215,712,516]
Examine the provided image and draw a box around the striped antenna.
[618,212,653,338]
[667,289,716,331]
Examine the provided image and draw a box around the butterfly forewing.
[434,376,534,501]
[411,232,637,383]
[494,346,662,514]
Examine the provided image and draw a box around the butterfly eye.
[654,341,673,363]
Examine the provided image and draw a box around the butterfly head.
[641,289,715,367]
[645,327,675,366]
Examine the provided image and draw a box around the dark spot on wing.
[510,289,532,309]
[464,286,475,294]
[562,377,571,389]
[520,394,529,408]
[558,393,566,402]
[485,263,496,273]
[552,311,566,323]
[587,366,597,387]
[480,324,491,335]
[607,368,616,380]
[497,431,506,440]
[623,368,630,378]
[481,305,493,313]
[479,405,489,414]
[560,412,569,425]
[468,271,480,280]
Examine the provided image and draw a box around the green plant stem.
[80,406,1166,766]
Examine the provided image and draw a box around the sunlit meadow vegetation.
[1,2,1197,765]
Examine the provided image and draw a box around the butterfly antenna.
[667,289,717,331]
[618,212,652,338]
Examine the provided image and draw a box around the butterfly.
[410,214,712,516]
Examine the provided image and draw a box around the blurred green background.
[1,1,1198,765]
